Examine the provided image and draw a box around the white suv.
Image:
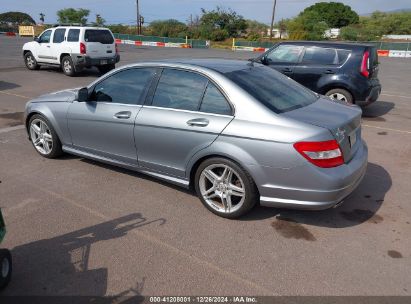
[22,26,120,76]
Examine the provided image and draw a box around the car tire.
[61,56,76,77]
[326,88,353,104]
[194,157,258,219]
[29,114,63,159]
[24,52,40,70]
[98,64,115,75]
[0,249,12,290]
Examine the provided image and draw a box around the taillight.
[80,42,86,54]
[115,43,119,54]
[360,50,370,78]
[293,140,344,168]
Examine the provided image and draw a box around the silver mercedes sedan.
[24,59,368,218]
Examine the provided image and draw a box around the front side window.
[200,83,232,115]
[267,45,304,63]
[302,47,337,65]
[225,66,318,113]
[39,30,52,43]
[53,28,66,43]
[84,30,114,44]
[67,29,80,42]
[90,68,156,104]
[152,69,208,111]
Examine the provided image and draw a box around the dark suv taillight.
[294,140,344,168]
[360,50,370,78]
[80,42,86,55]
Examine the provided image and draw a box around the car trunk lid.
[282,98,362,163]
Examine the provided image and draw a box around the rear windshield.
[84,29,114,44]
[225,65,318,113]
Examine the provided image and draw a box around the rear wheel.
[326,88,353,104]
[0,249,12,290]
[24,52,40,70]
[29,114,63,159]
[194,157,258,218]
[98,64,115,75]
[61,56,76,76]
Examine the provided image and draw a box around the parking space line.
[6,174,274,295]
[0,91,30,99]
[381,93,411,100]
[0,125,24,133]
[363,124,411,134]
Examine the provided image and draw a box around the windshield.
[84,30,114,44]
[225,66,318,113]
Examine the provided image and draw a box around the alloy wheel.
[63,59,72,73]
[199,164,246,214]
[329,92,347,102]
[30,118,53,155]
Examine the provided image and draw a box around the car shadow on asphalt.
[241,162,391,228]
[4,212,163,299]
[0,81,20,91]
[40,66,101,78]
[362,100,394,119]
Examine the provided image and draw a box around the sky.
[0,0,410,25]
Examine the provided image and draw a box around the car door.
[134,68,234,178]
[35,29,53,62]
[292,47,339,92]
[49,28,66,64]
[67,67,157,165]
[262,44,304,79]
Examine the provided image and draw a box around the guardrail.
[113,33,208,49]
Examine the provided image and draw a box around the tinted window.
[84,30,114,44]
[267,45,304,63]
[67,29,80,42]
[337,49,351,64]
[53,28,66,43]
[91,68,155,104]
[152,69,208,111]
[39,30,52,43]
[200,83,232,115]
[302,47,337,65]
[225,66,318,113]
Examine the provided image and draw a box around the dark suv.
[258,41,381,106]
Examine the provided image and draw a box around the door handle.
[187,118,209,127]
[114,111,131,119]
[282,68,292,73]
[47,45,50,48]
[325,69,335,74]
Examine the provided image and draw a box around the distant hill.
[361,8,411,16]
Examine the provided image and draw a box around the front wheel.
[0,249,12,290]
[326,88,353,104]
[194,158,258,218]
[24,52,40,70]
[29,114,63,158]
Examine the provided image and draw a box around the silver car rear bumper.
[258,140,368,210]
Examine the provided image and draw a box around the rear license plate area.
[100,60,108,65]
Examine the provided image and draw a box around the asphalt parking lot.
[0,36,410,296]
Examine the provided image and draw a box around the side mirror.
[34,36,39,42]
[77,87,89,102]
[260,55,268,65]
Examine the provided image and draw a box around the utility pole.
[136,0,140,35]
[269,0,277,40]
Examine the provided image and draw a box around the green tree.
[149,19,188,38]
[0,11,35,24]
[57,8,90,25]
[286,10,329,40]
[94,14,105,26]
[246,19,267,40]
[199,6,247,39]
[302,2,359,28]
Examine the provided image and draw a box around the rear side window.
[84,30,114,44]
[67,29,80,42]
[336,49,351,64]
[225,66,318,113]
[200,83,232,115]
[302,47,337,65]
[152,69,208,111]
[91,68,156,104]
[53,28,66,43]
[267,45,304,63]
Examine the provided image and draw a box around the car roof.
[150,58,255,73]
[278,41,376,49]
